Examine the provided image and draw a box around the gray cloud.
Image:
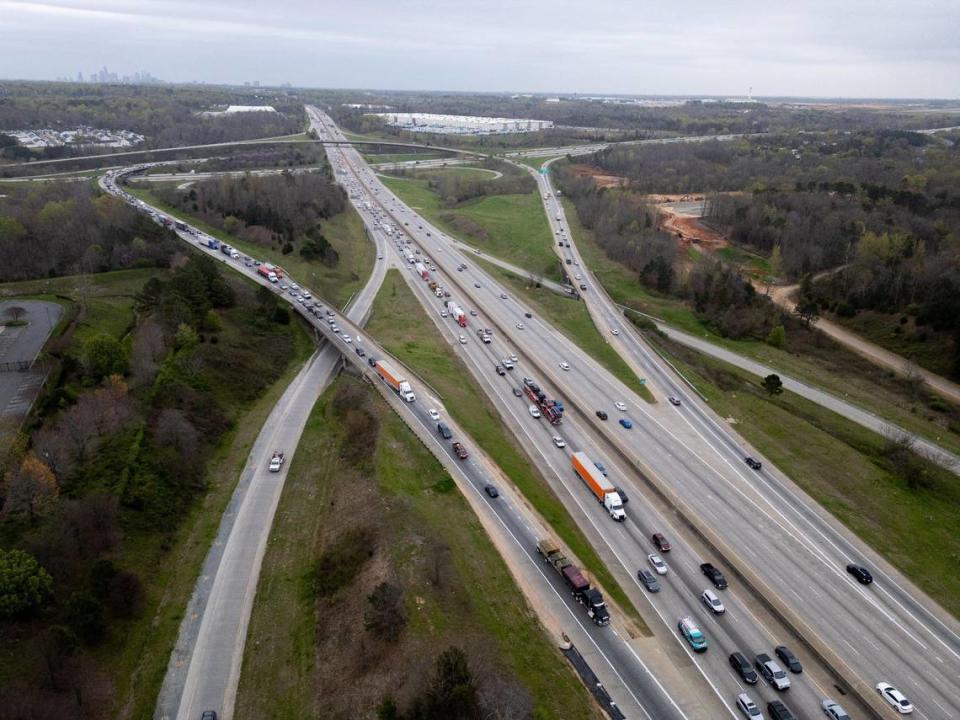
[1,0,958,97]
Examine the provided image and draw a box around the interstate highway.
[310,106,960,720]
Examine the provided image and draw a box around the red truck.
[522,377,563,424]
[257,265,278,283]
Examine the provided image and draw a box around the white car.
[528,405,541,419]
[648,554,668,575]
[516,322,524,330]
[458,335,467,344]
[735,693,762,719]
[343,336,352,344]
[701,589,725,614]
[559,362,571,371]
[552,436,566,448]
[428,409,440,421]
[876,683,913,714]
[614,401,627,412]
[611,328,620,336]
[821,699,851,720]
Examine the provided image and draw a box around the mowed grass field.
[365,270,646,631]
[651,333,960,619]
[234,375,600,719]
[380,172,561,281]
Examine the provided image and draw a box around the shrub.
[0,549,53,619]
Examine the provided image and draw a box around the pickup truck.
[700,562,728,589]
[268,451,285,473]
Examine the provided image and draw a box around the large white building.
[373,112,553,135]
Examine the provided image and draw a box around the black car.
[524,312,532,318]
[846,563,873,584]
[596,410,609,421]
[495,364,506,376]
[355,347,366,358]
[701,562,728,589]
[484,484,499,498]
[201,713,218,720]
[367,357,378,368]
[615,486,628,504]
[767,700,797,720]
[729,652,758,684]
[437,422,452,440]
[775,645,802,673]
[637,569,660,592]
[512,387,523,397]
[745,457,762,470]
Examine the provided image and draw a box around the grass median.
[365,269,648,633]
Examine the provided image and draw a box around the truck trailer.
[374,359,416,403]
[256,265,277,283]
[415,262,429,281]
[445,301,467,327]
[571,451,625,521]
[536,539,609,626]
[521,377,563,424]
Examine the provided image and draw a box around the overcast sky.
[1,0,958,98]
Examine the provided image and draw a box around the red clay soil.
[567,163,628,188]
[658,210,728,251]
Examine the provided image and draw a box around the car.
[458,335,467,344]
[377,254,383,260]
[820,699,851,720]
[509,354,518,362]
[528,405,541,418]
[846,563,873,584]
[596,410,609,421]
[516,322,524,329]
[611,328,620,335]
[474,282,481,288]
[495,364,506,376]
[201,712,218,720]
[767,700,796,720]
[469,309,478,316]
[428,408,440,421]
[652,533,671,552]
[500,293,508,299]
[614,401,626,411]
[876,683,913,714]
[774,646,802,673]
[440,310,448,318]
[368,357,378,367]
[501,358,515,370]
[648,554,668,575]
[452,442,469,460]
[637,569,660,592]
[437,422,452,440]
[677,617,707,652]
[343,336,352,344]
[484,484,499,498]
[745,456,762,470]
[355,347,366,358]
[524,312,532,318]
[755,653,791,691]
[619,418,633,429]
[512,387,523,397]
[701,563,728,589]
[669,396,681,406]
[279,282,288,290]
[730,652,759,685]
[594,461,608,476]
[559,362,570,371]
[735,693,762,719]
[702,589,725,614]
[552,436,566,448]
[575,273,582,279]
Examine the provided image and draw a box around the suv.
[701,562,728,589]
[745,456,762,470]
[677,617,707,652]
[775,645,802,673]
[729,652,758,684]
[821,700,851,720]
[755,653,791,690]
[595,410,608,420]
[702,589,725,614]
[437,422,452,440]
[735,694,762,719]
[637,569,660,592]
[767,700,797,720]
[652,533,671,552]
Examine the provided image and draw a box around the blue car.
[619,418,633,429]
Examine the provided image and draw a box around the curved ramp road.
[311,107,960,720]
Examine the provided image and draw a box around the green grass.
[515,156,550,170]
[235,376,599,719]
[124,186,374,309]
[559,197,960,454]
[475,257,655,403]
[380,173,560,281]
[364,152,449,163]
[651,333,960,619]
[366,270,648,632]
[105,321,315,719]
[831,310,954,378]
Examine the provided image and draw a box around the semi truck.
[263,263,283,279]
[405,251,416,264]
[536,538,610,626]
[201,237,220,250]
[522,377,564,424]
[415,262,429,281]
[257,265,278,283]
[374,359,415,402]
[571,451,625,521]
[220,243,233,256]
[445,301,466,327]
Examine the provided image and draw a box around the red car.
[452,442,469,460]
[652,533,672,552]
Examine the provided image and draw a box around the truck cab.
[582,588,610,626]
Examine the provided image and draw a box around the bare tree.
[4,305,26,323]
[130,317,166,386]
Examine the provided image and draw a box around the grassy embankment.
[125,185,373,309]
[363,270,645,630]
[235,375,600,719]
[559,196,960,454]
[648,333,960,619]
[379,171,560,281]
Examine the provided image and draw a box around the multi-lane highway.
[309,106,960,720]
